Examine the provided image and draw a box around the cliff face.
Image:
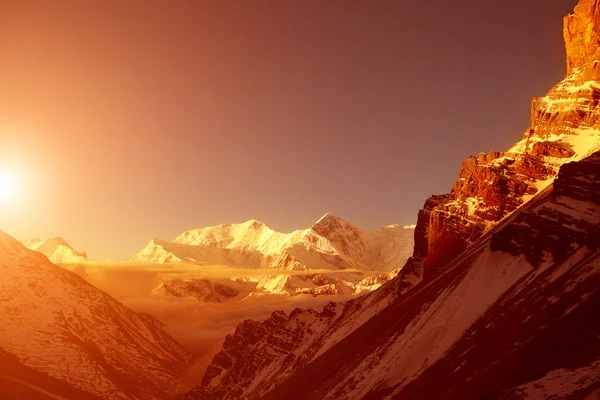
[564,0,600,74]
[181,2,600,399]
[258,151,600,400]
[422,0,600,277]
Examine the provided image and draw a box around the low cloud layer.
[65,261,354,387]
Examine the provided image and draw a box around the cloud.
[63,261,354,386]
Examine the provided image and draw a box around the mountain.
[132,214,414,301]
[23,236,89,264]
[181,2,600,399]
[0,230,194,399]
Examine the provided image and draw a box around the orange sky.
[0,0,576,260]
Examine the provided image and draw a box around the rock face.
[132,214,414,302]
[564,0,600,74]
[491,151,600,267]
[421,0,600,277]
[182,152,600,400]
[0,231,194,399]
[181,3,600,399]
[182,303,342,400]
[257,150,600,400]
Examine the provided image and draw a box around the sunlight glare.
[0,171,17,203]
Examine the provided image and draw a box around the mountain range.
[131,214,415,301]
[24,215,415,303]
[180,2,600,399]
[3,1,599,399]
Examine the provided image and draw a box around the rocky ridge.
[181,2,600,399]
[258,150,600,400]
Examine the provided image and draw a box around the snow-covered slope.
[23,236,89,264]
[182,3,600,398]
[0,230,194,399]
[132,214,414,301]
[189,151,600,400]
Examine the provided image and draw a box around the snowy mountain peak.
[132,215,415,300]
[312,212,349,228]
[242,218,266,229]
[22,236,88,264]
[310,213,370,262]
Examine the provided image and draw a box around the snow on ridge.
[131,214,415,300]
[23,237,88,264]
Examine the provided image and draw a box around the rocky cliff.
[564,0,600,74]
[259,150,600,400]
[181,2,600,399]
[423,0,600,276]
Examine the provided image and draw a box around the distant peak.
[150,238,170,246]
[403,224,417,229]
[242,219,265,229]
[22,235,88,261]
[24,236,73,249]
[49,236,71,247]
[311,213,364,237]
[313,213,346,226]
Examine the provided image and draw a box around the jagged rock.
[531,140,576,158]
[181,3,600,399]
[421,3,600,277]
[564,0,600,74]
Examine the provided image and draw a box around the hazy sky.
[0,0,578,260]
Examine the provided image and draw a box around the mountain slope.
[132,214,414,300]
[0,230,194,399]
[258,151,599,400]
[182,2,600,399]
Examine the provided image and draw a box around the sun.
[0,172,17,203]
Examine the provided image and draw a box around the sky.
[0,0,579,260]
